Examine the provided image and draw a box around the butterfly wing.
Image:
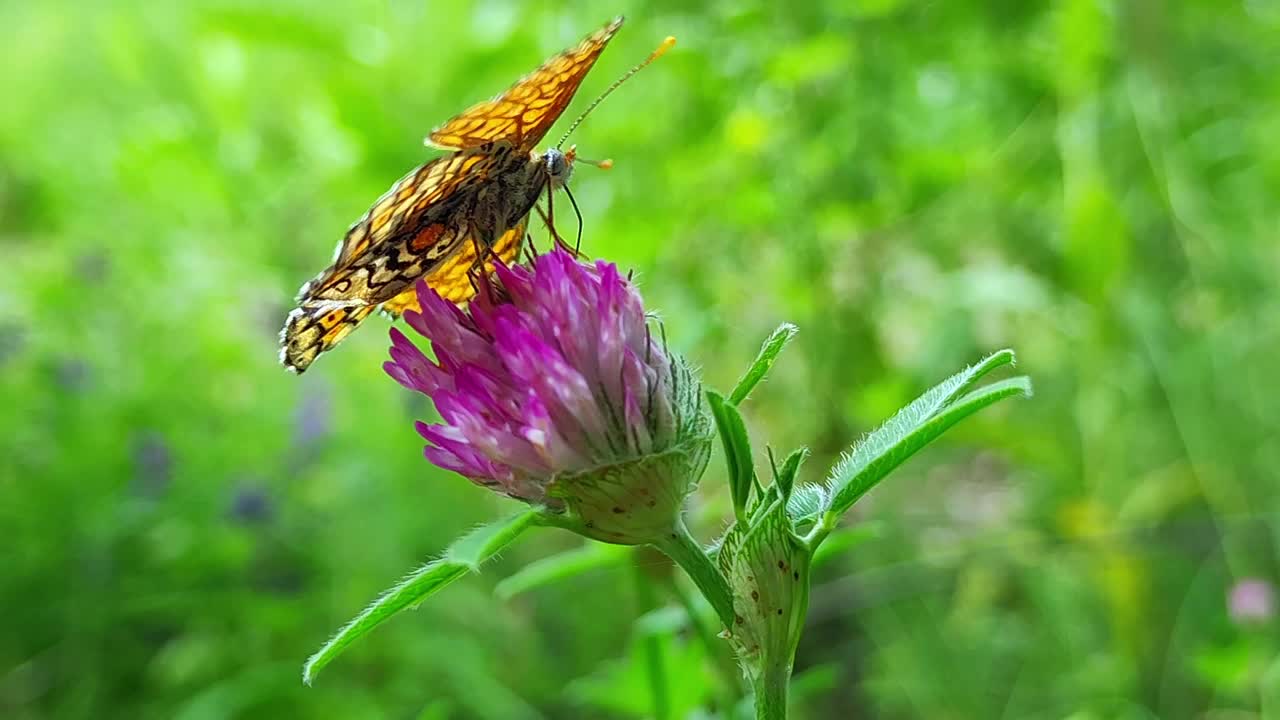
[278,303,380,374]
[280,152,501,373]
[380,216,529,316]
[331,151,491,269]
[427,16,624,153]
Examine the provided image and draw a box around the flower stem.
[752,661,791,720]
[653,520,736,630]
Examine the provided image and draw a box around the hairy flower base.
[546,431,713,545]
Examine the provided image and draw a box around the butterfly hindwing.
[380,217,530,317]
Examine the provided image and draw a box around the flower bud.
[718,503,811,682]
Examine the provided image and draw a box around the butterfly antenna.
[563,184,585,255]
[557,35,677,149]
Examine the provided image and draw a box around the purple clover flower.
[385,249,711,544]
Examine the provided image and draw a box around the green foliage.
[771,447,808,503]
[566,608,715,719]
[707,390,756,522]
[303,509,541,685]
[5,1,1279,718]
[822,350,1029,520]
[494,543,630,600]
[729,323,799,405]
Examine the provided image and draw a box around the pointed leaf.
[707,390,755,522]
[729,323,798,405]
[303,508,542,685]
[824,363,1030,519]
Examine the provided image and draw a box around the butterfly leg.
[545,184,567,253]
[523,229,540,262]
[464,232,491,297]
[535,201,572,257]
[563,184,585,257]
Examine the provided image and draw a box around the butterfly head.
[543,147,574,189]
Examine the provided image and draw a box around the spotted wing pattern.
[280,152,503,373]
[380,217,528,317]
[279,304,380,374]
[331,151,491,270]
[427,16,624,153]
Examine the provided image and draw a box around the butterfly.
[280,16,671,373]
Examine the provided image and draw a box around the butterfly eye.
[544,149,568,178]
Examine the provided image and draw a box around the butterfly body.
[280,18,625,373]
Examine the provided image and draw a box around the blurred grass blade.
[789,663,840,708]
[303,509,542,685]
[729,323,798,405]
[824,351,1029,520]
[811,523,881,568]
[494,543,630,599]
[707,390,756,521]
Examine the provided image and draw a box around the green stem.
[752,661,791,720]
[653,520,736,630]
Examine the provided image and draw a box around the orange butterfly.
[280,16,673,373]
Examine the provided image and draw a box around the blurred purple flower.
[0,323,25,367]
[385,248,711,543]
[74,250,110,284]
[292,386,332,447]
[229,483,275,524]
[1228,578,1275,624]
[131,431,172,500]
[54,358,90,392]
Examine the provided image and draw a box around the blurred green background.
[4,0,1279,717]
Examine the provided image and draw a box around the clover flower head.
[385,248,711,544]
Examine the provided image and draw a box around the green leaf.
[493,543,630,600]
[729,323,798,405]
[707,390,756,522]
[302,508,542,685]
[786,484,828,528]
[824,351,1029,521]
